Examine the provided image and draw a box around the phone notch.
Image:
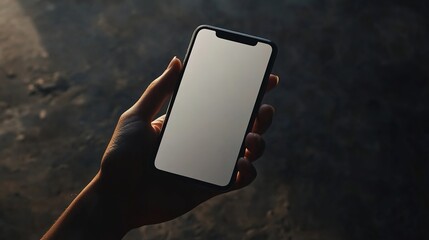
[215,30,258,46]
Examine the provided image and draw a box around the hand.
[98,56,279,229]
[42,57,279,239]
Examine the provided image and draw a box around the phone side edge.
[219,39,278,190]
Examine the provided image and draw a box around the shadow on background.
[0,0,428,239]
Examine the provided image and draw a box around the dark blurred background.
[0,0,428,239]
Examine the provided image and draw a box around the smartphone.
[154,25,277,189]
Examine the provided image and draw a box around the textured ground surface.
[0,0,428,239]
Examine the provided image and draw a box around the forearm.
[42,173,127,240]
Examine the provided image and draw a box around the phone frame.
[153,25,277,190]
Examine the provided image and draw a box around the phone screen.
[154,27,274,187]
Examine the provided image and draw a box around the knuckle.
[119,109,133,120]
[147,80,158,91]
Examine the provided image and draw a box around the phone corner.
[267,41,278,57]
[193,25,213,34]
[215,171,239,191]
[153,159,161,171]
[212,182,235,192]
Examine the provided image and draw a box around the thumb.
[131,57,182,121]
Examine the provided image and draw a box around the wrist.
[42,172,128,240]
[85,173,129,238]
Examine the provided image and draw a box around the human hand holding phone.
[42,57,279,239]
[100,56,279,227]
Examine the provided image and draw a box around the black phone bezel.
[153,25,278,191]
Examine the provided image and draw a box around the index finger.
[130,57,182,121]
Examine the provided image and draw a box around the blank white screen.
[154,28,272,186]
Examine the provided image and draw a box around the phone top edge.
[194,25,276,47]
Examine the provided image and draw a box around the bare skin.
[42,57,279,239]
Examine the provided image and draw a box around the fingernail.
[167,56,177,69]
[275,75,280,85]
